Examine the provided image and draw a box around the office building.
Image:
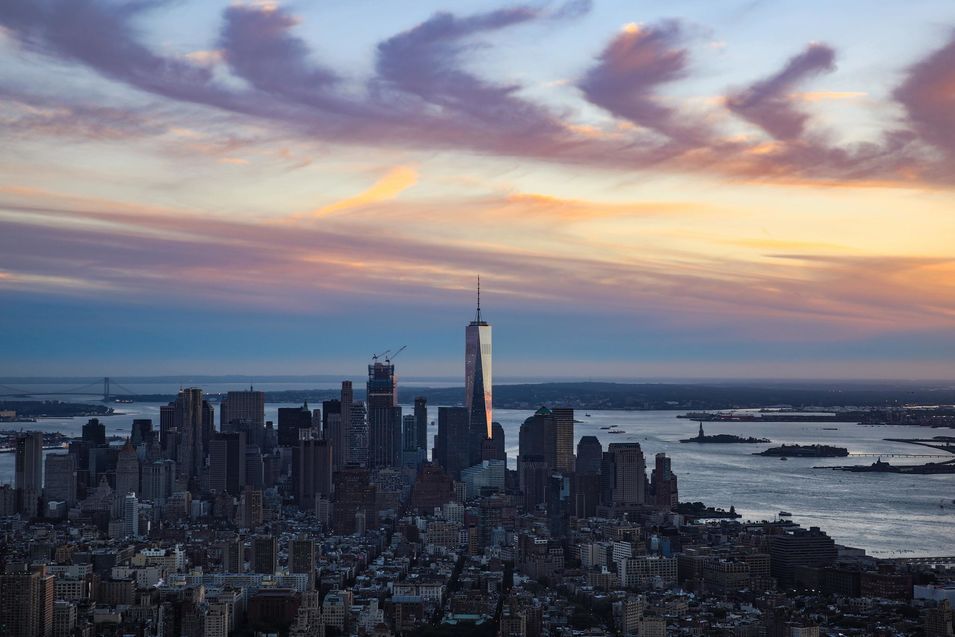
[577,436,603,475]
[221,388,266,448]
[114,438,140,497]
[605,443,648,508]
[348,401,368,467]
[43,454,77,506]
[82,418,106,446]
[278,402,314,447]
[289,537,316,589]
[292,438,332,511]
[322,399,345,469]
[166,387,214,485]
[221,536,243,573]
[251,535,278,574]
[769,527,837,585]
[366,360,401,470]
[340,381,354,463]
[465,279,493,444]
[650,452,678,509]
[15,432,43,517]
[141,459,175,503]
[123,493,140,538]
[333,465,376,535]
[220,388,265,429]
[0,565,55,637]
[208,432,247,496]
[414,396,428,451]
[552,407,575,473]
[130,418,154,447]
[434,407,472,480]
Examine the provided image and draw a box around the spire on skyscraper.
[476,275,482,323]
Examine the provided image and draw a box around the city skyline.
[2,0,955,379]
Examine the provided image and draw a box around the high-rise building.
[576,436,603,475]
[410,463,454,513]
[333,466,376,535]
[465,279,492,445]
[769,526,837,585]
[208,432,247,496]
[650,452,678,509]
[166,388,214,486]
[518,455,549,510]
[348,401,368,467]
[0,565,54,637]
[483,422,506,463]
[130,419,154,447]
[15,432,43,492]
[340,381,354,463]
[292,438,332,511]
[221,536,243,573]
[114,438,140,497]
[251,535,277,574]
[414,397,428,452]
[221,388,266,448]
[43,453,77,506]
[517,407,574,474]
[288,537,316,589]
[141,459,175,503]
[605,443,648,508]
[552,407,575,473]
[518,407,555,472]
[278,402,314,447]
[220,388,265,429]
[366,361,401,469]
[433,407,471,480]
[82,418,106,446]
[123,493,140,538]
[322,399,345,469]
[15,432,43,517]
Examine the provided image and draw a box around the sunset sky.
[2,0,954,379]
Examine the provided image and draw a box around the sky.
[1,0,954,380]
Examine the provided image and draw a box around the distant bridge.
[0,377,137,402]
[848,453,952,459]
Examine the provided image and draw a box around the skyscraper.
[167,387,213,486]
[220,388,265,429]
[465,278,492,444]
[340,381,354,463]
[292,437,332,511]
[277,402,314,447]
[434,407,471,480]
[15,432,42,516]
[576,436,603,475]
[366,360,401,470]
[114,438,140,497]
[414,397,428,452]
[605,443,648,509]
[43,453,77,506]
[208,432,247,496]
[252,535,277,574]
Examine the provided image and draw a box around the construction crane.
[385,345,407,363]
[371,349,391,363]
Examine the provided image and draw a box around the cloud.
[579,21,705,146]
[726,43,836,140]
[313,166,419,217]
[0,1,953,188]
[894,31,955,159]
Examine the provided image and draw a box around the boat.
[780,457,788,461]
[600,426,612,430]
[585,414,592,417]
[779,511,792,517]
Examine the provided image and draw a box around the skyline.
[2,0,955,378]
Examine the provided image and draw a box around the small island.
[680,422,770,444]
[676,501,741,519]
[755,444,849,458]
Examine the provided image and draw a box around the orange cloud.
[312,166,418,217]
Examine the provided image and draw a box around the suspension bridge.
[0,377,138,402]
